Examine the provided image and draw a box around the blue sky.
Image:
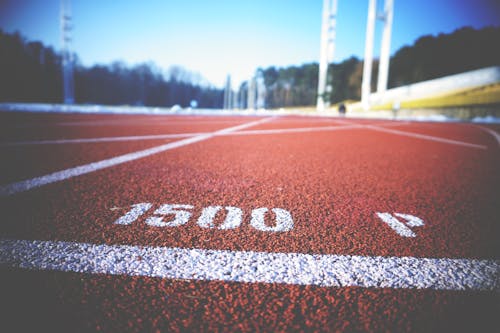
[1,0,499,87]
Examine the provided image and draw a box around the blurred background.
[0,0,499,114]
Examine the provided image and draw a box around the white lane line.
[1,124,361,146]
[474,125,500,147]
[1,133,205,146]
[363,124,487,150]
[0,117,274,196]
[1,239,498,291]
[51,119,245,127]
[229,124,362,136]
[371,121,412,127]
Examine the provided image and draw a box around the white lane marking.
[376,212,419,237]
[1,133,204,146]
[370,121,412,127]
[393,213,424,228]
[0,117,275,197]
[114,203,292,232]
[217,207,243,230]
[363,124,487,149]
[231,124,362,136]
[250,208,294,232]
[113,203,152,225]
[146,204,194,227]
[1,125,360,146]
[474,125,500,147]
[52,119,245,127]
[1,239,498,291]
[197,206,243,229]
[2,121,411,147]
[330,120,411,127]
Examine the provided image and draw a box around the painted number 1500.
[113,203,294,232]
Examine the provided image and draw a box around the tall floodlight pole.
[61,0,74,104]
[247,77,256,110]
[232,88,238,109]
[224,75,232,109]
[376,0,394,94]
[256,71,266,109]
[361,0,376,110]
[239,83,247,109]
[316,0,337,111]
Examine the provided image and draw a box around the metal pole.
[232,88,238,110]
[247,77,256,110]
[256,71,266,109]
[361,0,376,110]
[61,0,74,104]
[316,0,337,111]
[223,75,231,109]
[377,0,394,95]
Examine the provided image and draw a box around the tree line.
[1,26,499,108]
[0,29,222,107]
[258,26,500,107]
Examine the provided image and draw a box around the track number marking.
[114,203,152,225]
[376,212,424,237]
[113,203,294,232]
[197,206,243,229]
[146,204,194,227]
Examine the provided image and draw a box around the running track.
[1,111,499,332]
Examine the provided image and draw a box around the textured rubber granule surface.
[0,112,255,141]
[1,112,499,332]
[0,139,176,184]
[2,268,498,333]
[2,128,498,258]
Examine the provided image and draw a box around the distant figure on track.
[392,100,400,119]
[338,103,346,117]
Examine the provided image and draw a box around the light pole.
[361,0,376,110]
[377,0,394,95]
[317,0,338,111]
[361,0,395,110]
[61,0,74,104]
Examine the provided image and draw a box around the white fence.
[369,66,500,105]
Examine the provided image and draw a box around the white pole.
[316,0,337,111]
[61,0,74,104]
[223,75,231,109]
[377,0,394,94]
[256,71,266,109]
[247,77,256,110]
[361,0,376,110]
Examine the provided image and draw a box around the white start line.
[1,238,498,291]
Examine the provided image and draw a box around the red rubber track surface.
[0,112,254,141]
[3,268,497,332]
[1,112,499,332]
[0,139,176,184]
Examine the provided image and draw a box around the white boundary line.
[1,133,204,146]
[363,124,487,150]
[0,117,274,196]
[1,125,362,146]
[229,124,362,136]
[474,125,500,147]
[3,123,412,146]
[1,239,498,291]
[52,119,244,126]
[332,119,488,149]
